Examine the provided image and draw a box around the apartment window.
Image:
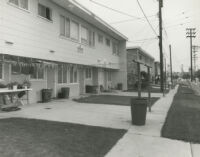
[58,65,67,84]
[112,42,119,55]
[70,21,79,41]
[86,68,92,79]
[12,64,21,74]
[81,26,89,45]
[98,34,103,43]
[108,71,111,81]
[30,66,44,80]
[70,67,78,83]
[9,0,28,10]
[60,16,70,37]
[65,18,70,37]
[0,63,3,80]
[106,38,110,47]
[60,16,65,36]
[89,31,95,47]
[38,3,52,21]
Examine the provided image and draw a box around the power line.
[136,0,158,38]
[164,21,192,29]
[110,14,157,25]
[89,0,140,19]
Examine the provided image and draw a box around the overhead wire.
[136,0,158,38]
[89,0,140,19]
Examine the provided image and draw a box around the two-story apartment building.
[126,47,155,89]
[0,0,128,103]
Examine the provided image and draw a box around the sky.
[76,0,200,72]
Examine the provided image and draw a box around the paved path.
[0,86,199,157]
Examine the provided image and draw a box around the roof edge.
[127,46,155,60]
[69,0,128,40]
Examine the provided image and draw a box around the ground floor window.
[107,71,112,81]
[0,63,3,80]
[85,68,92,79]
[12,64,21,74]
[70,67,78,83]
[58,65,68,84]
[30,66,44,80]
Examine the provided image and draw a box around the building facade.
[0,0,128,103]
[127,47,155,89]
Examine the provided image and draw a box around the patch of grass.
[125,87,169,93]
[0,118,126,157]
[161,85,200,143]
[74,95,159,106]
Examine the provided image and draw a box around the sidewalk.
[105,86,197,157]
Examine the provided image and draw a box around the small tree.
[195,70,200,80]
[182,72,190,79]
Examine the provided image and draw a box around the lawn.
[125,87,169,93]
[0,118,126,157]
[74,95,159,106]
[161,84,200,143]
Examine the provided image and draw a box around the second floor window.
[112,42,119,55]
[71,21,79,41]
[89,31,95,47]
[106,38,110,47]
[60,16,79,41]
[60,16,70,38]
[38,3,52,21]
[81,26,89,45]
[98,34,103,43]
[9,0,28,10]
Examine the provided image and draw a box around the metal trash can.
[41,89,52,102]
[117,83,123,90]
[61,87,70,98]
[131,98,147,126]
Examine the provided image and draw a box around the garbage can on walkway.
[131,98,147,126]
[117,83,123,90]
[41,88,52,103]
[61,87,70,98]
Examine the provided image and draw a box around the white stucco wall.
[0,0,124,70]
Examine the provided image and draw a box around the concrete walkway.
[0,87,199,157]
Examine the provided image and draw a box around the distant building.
[126,47,155,89]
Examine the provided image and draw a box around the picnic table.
[0,88,32,111]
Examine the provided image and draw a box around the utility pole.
[158,0,164,92]
[169,45,173,86]
[186,28,196,81]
